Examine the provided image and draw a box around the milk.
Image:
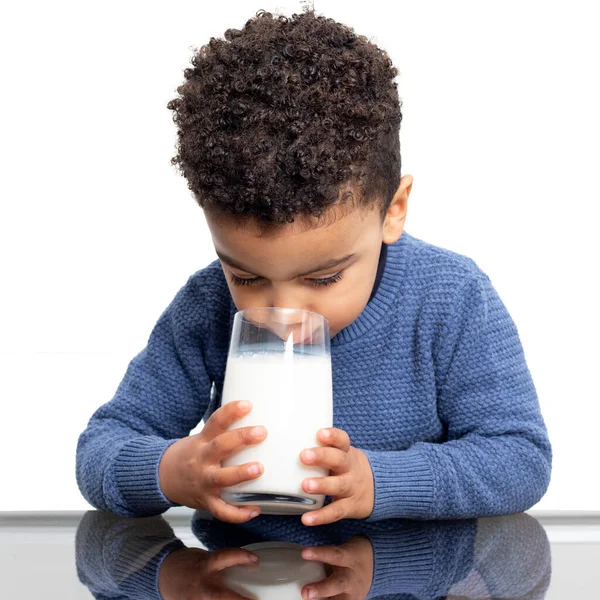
[220,349,333,515]
[222,542,327,599]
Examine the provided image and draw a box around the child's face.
[205,178,411,339]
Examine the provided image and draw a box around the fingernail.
[307,587,317,599]
[303,450,315,460]
[306,479,316,491]
[249,510,260,518]
[319,429,330,439]
[239,401,252,410]
[302,549,315,559]
[250,554,259,563]
[252,426,266,437]
[248,463,261,475]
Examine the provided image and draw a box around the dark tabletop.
[1,510,599,598]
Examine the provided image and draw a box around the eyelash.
[229,271,344,287]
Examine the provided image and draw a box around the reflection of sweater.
[75,511,551,600]
[76,231,552,520]
[188,512,551,599]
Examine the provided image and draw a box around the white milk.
[222,542,326,599]
[220,350,333,515]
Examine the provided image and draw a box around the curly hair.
[167,6,403,230]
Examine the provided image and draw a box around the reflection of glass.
[222,542,327,600]
[220,307,333,515]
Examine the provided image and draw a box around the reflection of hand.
[300,536,374,600]
[158,546,259,600]
[299,428,374,525]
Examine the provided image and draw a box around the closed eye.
[229,272,344,287]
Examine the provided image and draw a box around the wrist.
[158,441,181,504]
[353,448,375,518]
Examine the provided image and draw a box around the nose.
[253,306,320,344]
[270,306,306,325]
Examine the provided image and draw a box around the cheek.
[227,286,257,311]
[319,279,372,332]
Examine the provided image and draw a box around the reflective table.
[1,509,599,598]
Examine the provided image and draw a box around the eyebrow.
[215,250,356,278]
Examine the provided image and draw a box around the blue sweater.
[76,230,552,520]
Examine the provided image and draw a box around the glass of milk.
[222,541,327,599]
[220,307,333,516]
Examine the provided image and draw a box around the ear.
[382,174,413,244]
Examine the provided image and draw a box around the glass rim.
[235,306,329,325]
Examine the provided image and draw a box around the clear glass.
[222,542,327,598]
[220,307,333,515]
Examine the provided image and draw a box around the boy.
[76,8,552,526]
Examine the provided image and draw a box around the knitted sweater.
[76,231,552,520]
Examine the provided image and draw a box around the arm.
[366,519,476,598]
[76,273,214,517]
[363,270,552,521]
[75,510,184,600]
[449,514,551,599]
[366,513,550,599]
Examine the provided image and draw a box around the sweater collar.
[330,231,413,347]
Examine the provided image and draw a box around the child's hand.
[299,535,374,600]
[158,400,268,523]
[159,546,258,600]
[299,428,374,526]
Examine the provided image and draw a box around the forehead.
[205,203,380,270]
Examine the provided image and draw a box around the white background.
[1,0,598,511]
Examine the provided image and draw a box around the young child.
[76,8,552,526]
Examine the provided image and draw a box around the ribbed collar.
[330,231,414,347]
[226,231,415,348]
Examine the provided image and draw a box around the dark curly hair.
[167,6,403,231]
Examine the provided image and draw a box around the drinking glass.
[220,307,333,515]
[222,542,327,598]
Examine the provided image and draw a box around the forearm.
[76,274,213,516]
[76,416,182,516]
[75,510,185,599]
[363,425,551,521]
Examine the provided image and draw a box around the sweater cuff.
[366,525,434,598]
[362,448,434,521]
[118,540,185,599]
[114,436,182,516]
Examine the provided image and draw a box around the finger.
[207,496,261,524]
[301,545,351,568]
[208,548,260,572]
[207,425,268,463]
[204,462,265,489]
[302,568,353,600]
[302,473,352,497]
[317,428,351,452]
[199,400,255,442]
[300,447,349,473]
[302,498,352,526]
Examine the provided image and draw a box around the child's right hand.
[159,546,259,600]
[158,400,267,523]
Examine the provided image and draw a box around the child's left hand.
[299,428,374,526]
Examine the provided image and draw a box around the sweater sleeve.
[76,273,214,517]
[362,270,552,521]
[75,510,185,600]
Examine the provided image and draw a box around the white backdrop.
[1,0,598,511]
